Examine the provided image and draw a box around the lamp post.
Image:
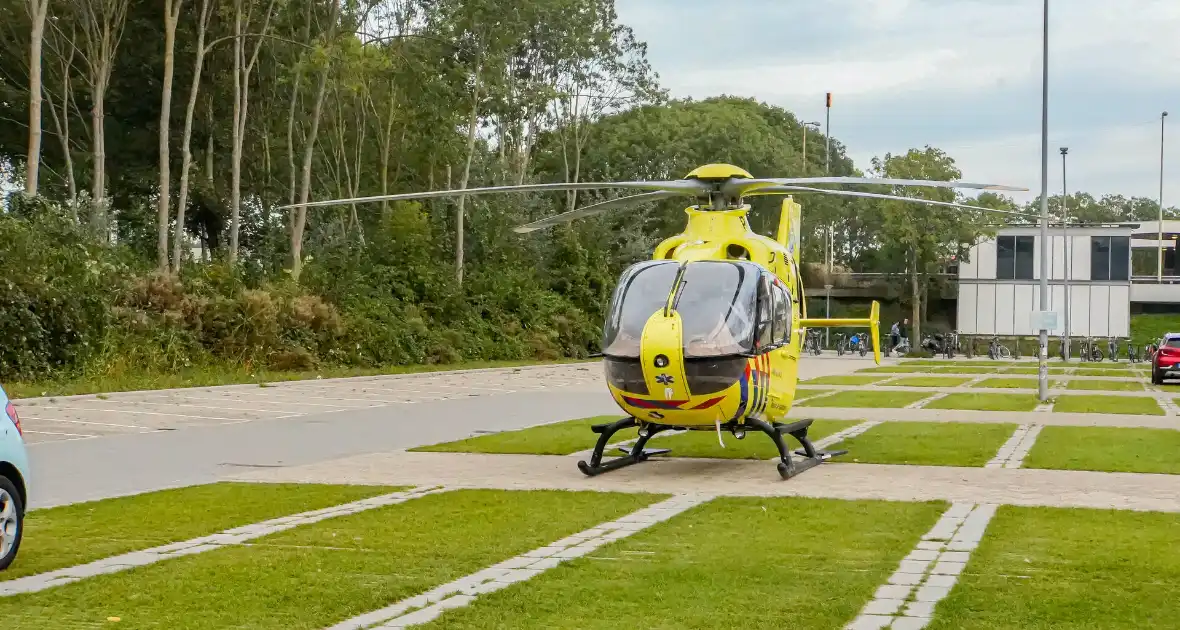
[1061,147,1070,361]
[802,121,820,167]
[1036,0,1050,401]
[1159,111,1169,282]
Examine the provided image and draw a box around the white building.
[956,221,1180,338]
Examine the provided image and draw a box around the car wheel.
[1153,368,1164,385]
[0,476,23,571]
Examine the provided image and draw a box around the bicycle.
[988,335,1012,359]
[804,329,823,356]
[854,332,868,357]
[892,337,912,356]
[1106,336,1119,362]
[1080,337,1103,362]
[1058,334,1069,361]
[835,332,849,357]
[1127,340,1140,363]
[944,331,959,359]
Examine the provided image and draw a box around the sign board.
[1030,310,1059,331]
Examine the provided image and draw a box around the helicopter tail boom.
[798,301,882,364]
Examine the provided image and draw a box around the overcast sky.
[616,0,1180,205]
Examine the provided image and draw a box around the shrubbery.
[0,204,605,383]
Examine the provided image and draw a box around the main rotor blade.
[753,186,1041,218]
[725,176,1027,198]
[513,191,681,234]
[277,180,706,210]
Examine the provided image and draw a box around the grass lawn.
[654,420,860,459]
[1072,368,1140,378]
[419,497,947,629]
[409,416,633,455]
[928,506,1180,629]
[1024,426,1180,474]
[797,390,932,408]
[1052,395,1164,416]
[793,387,829,401]
[804,375,890,386]
[857,366,932,374]
[6,359,596,399]
[3,482,398,582]
[971,377,1038,389]
[1064,379,1144,391]
[929,366,1000,374]
[0,489,661,630]
[924,393,1040,412]
[830,421,1017,467]
[1000,367,1041,375]
[883,376,971,387]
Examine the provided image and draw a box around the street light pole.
[802,121,820,169]
[1061,147,1070,361]
[825,93,833,347]
[1160,111,1169,282]
[1036,0,1050,401]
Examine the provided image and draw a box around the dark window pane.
[677,261,760,358]
[1014,236,1035,279]
[1091,237,1111,281]
[1110,236,1130,281]
[601,261,680,357]
[1166,338,1180,349]
[771,286,790,345]
[996,236,1015,279]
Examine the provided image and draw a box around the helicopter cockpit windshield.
[601,260,760,359]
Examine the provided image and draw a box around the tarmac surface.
[19,357,876,507]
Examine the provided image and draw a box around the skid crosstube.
[577,417,677,477]
[576,416,843,480]
[747,417,845,480]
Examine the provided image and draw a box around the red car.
[1151,334,1180,385]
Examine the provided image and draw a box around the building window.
[1091,236,1130,281]
[996,235,1035,280]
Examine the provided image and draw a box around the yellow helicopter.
[284,163,1027,479]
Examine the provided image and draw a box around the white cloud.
[617,0,1180,201]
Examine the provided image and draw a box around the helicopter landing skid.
[746,417,842,480]
[577,417,677,477]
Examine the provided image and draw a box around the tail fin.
[775,197,802,265]
[799,300,882,365]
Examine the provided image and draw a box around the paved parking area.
[16,364,604,444]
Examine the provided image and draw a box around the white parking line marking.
[26,405,242,422]
[847,503,997,629]
[986,424,1043,469]
[21,416,155,431]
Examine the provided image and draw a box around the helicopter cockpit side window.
[755,275,775,351]
[772,283,791,345]
[601,260,681,358]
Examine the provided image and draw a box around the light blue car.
[0,384,29,571]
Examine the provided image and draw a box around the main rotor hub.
[683,164,753,210]
[684,163,753,181]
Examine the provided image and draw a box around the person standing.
[900,318,910,344]
[890,321,901,353]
